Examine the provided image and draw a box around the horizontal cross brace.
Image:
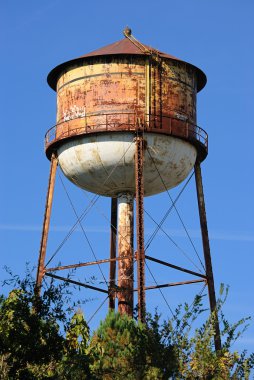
[46,255,132,273]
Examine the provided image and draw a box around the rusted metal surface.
[109,198,117,310]
[195,162,221,352]
[81,37,178,60]
[41,31,217,328]
[55,57,146,131]
[47,36,206,92]
[35,153,58,293]
[53,56,197,128]
[45,115,208,162]
[145,255,206,279]
[45,273,108,294]
[46,34,207,163]
[117,194,134,316]
[145,57,151,126]
[135,136,146,323]
[46,255,131,272]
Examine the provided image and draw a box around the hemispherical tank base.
[57,132,197,197]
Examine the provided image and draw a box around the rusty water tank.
[45,31,207,197]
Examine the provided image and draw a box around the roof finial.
[123,26,132,37]
[122,27,150,55]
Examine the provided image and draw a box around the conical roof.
[47,34,206,91]
[79,37,178,60]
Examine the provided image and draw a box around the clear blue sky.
[1,0,253,353]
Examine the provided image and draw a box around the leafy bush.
[0,270,253,379]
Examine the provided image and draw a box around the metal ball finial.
[123,26,132,37]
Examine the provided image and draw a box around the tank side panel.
[56,57,146,139]
[159,60,197,124]
[52,56,200,156]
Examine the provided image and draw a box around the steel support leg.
[195,162,221,351]
[109,197,117,310]
[135,136,146,323]
[117,194,134,316]
[35,153,58,294]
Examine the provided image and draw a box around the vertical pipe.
[195,162,221,351]
[109,197,117,310]
[135,136,146,323]
[35,153,58,294]
[117,193,134,316]
[145,56,151,127]
[159,62,163,129]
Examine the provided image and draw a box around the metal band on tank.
[58,72,194,92]
[57,71,145,91]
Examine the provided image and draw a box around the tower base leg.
[35,153,58,294]
[195,162,221,351]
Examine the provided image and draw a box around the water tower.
[36,29,221,350]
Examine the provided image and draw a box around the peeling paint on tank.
[49,52,206,195]
[53,54,199,139]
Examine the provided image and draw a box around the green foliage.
[0,269,253,379]
[0,289,64,379]
[0,268,91,379]
[89,310,176,379]
[57,311,91,379]
[160,289,254,379]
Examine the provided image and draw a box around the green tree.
[89,310,176,379]
[56,310,92,379]
[0,268,90,379]
[0,289,64,379]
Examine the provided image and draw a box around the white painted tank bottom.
[57,132,197,197]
